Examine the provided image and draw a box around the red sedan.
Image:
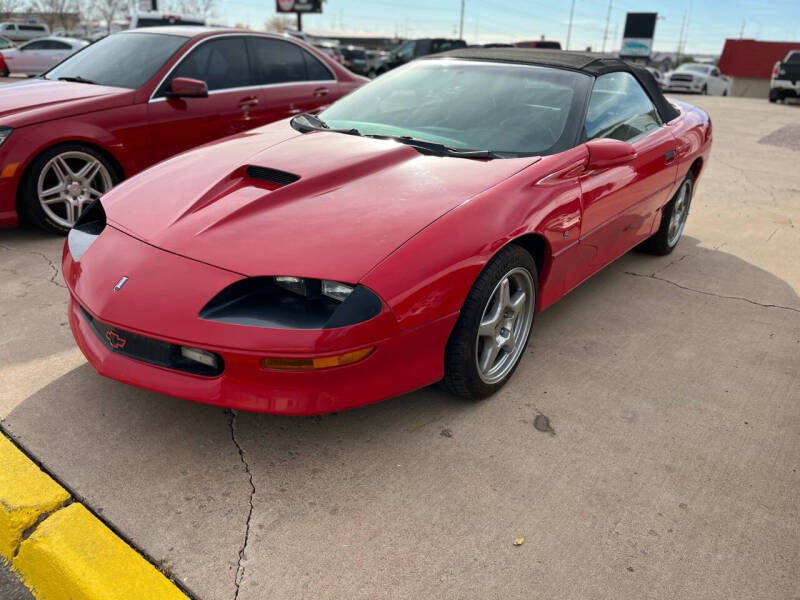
[0,26,365,233]
[63,49,711,414]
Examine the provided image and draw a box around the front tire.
[20,144,119,234]
[443,245,538,400]
[701,84,708,95]
[639,173,694,255]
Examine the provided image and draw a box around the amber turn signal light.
[262,347,374,371]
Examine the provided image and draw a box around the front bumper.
[68,296,456,414]
[64,226,456,414]
[664,79,704,93]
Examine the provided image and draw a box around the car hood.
[104,121,539,283]
[0,79,134,126]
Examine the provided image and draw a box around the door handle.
[313,87,330,97]
[288,107,301,115]
[664,149,676,164]
[238,96,259,108]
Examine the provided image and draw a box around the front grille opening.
[79,305,224,377]
[245,165,300,187]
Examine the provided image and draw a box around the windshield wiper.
[290,113,360,136]
[57,76,97,85]
[364,135,502,158]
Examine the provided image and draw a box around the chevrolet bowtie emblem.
[114,276,128,292]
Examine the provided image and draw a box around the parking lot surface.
[1,95,798,599]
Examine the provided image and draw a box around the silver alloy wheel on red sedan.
[36,151,113,229]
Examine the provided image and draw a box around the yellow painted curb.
[0,434,69,561]
[14,503,187,600]
[1,433,188,599]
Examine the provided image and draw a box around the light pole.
[459,0,465,40]
[565,0,576,51]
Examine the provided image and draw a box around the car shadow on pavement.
[3,235,799,600]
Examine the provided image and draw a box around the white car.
[0,22,49,42]
[0,37,87,76]
[664,63,730,96]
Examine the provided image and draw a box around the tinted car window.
[46,32,187,89]
[21,25,46,31]
[394,41,415,61]
[304,49,334,80]
[247,37,305,84]
[42,40,72,50]
[22,40,49,50]
[320,59,591,156]
[167,37,250,92]
[585,71,661,142]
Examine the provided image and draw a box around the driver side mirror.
[585,138,637,170]
[167,77,208,99]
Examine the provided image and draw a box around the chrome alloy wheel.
[37,151,113,229]
[475,267,535,385]
[667,178,692,247]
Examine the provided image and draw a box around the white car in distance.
[664,63,730,95]
[0,36,87,76]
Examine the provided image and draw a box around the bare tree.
[0,0,21,20]
[94,0,124,33]
[265,15,293,32]
[173,0,214,18]
[29,0,78,31]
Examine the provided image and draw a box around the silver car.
[0,36,87,76]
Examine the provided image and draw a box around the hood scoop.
[245,165,300,187]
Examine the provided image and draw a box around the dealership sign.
[620,12,657,59]
[276,0,322,12]
[620,38,652,57]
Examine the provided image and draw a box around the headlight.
[67,199,106,260]
[200,277,382,329]
[0,127,12,147]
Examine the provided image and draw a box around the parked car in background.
[0,22,49,42]
[371,38,466,76]
[0,37,87,77]
[314,40,345,64]
[645,66,664,88]
[0,27,365,233]
[365,49,389,76]
[0,35,15,50]
[769,50,800,103]
[340,45,368,75]
[664,63,730,95]
[515,40,561,49]
[130,12,206,28]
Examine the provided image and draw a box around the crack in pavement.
[226,409,255,600]
[625,271,800,314]
[0,243,67,289]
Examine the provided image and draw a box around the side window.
[2,24,15,31]
[44,41,71,50]
[394,41,415,61]
[431,40,458,54]
[21,40,48,50]
[247,37,306,84]
[710,68,720,77]
[585,71,661,142]
[162,37,249,94]
[303,48,334,80]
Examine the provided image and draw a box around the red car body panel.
[63,98,711,414]
[0,28,365,227]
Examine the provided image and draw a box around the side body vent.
[245,165,300,186]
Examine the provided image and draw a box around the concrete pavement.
[1,95,798,599]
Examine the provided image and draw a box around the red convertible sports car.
[0,26,364,233]
[63,49,711,414]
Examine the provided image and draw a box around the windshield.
[44,32,187,89]
[318,59,591,156]
[676,64,711,74]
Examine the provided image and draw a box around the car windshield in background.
[318,59,592,157]
[44,32,187,89]
[677,64,711,74]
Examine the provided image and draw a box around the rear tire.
[639,172,694,256]
[20,143,119,234]
[443,245,538,400]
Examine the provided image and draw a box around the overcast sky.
[215,0,800,56]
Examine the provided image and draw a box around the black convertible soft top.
[432,47,680,123]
